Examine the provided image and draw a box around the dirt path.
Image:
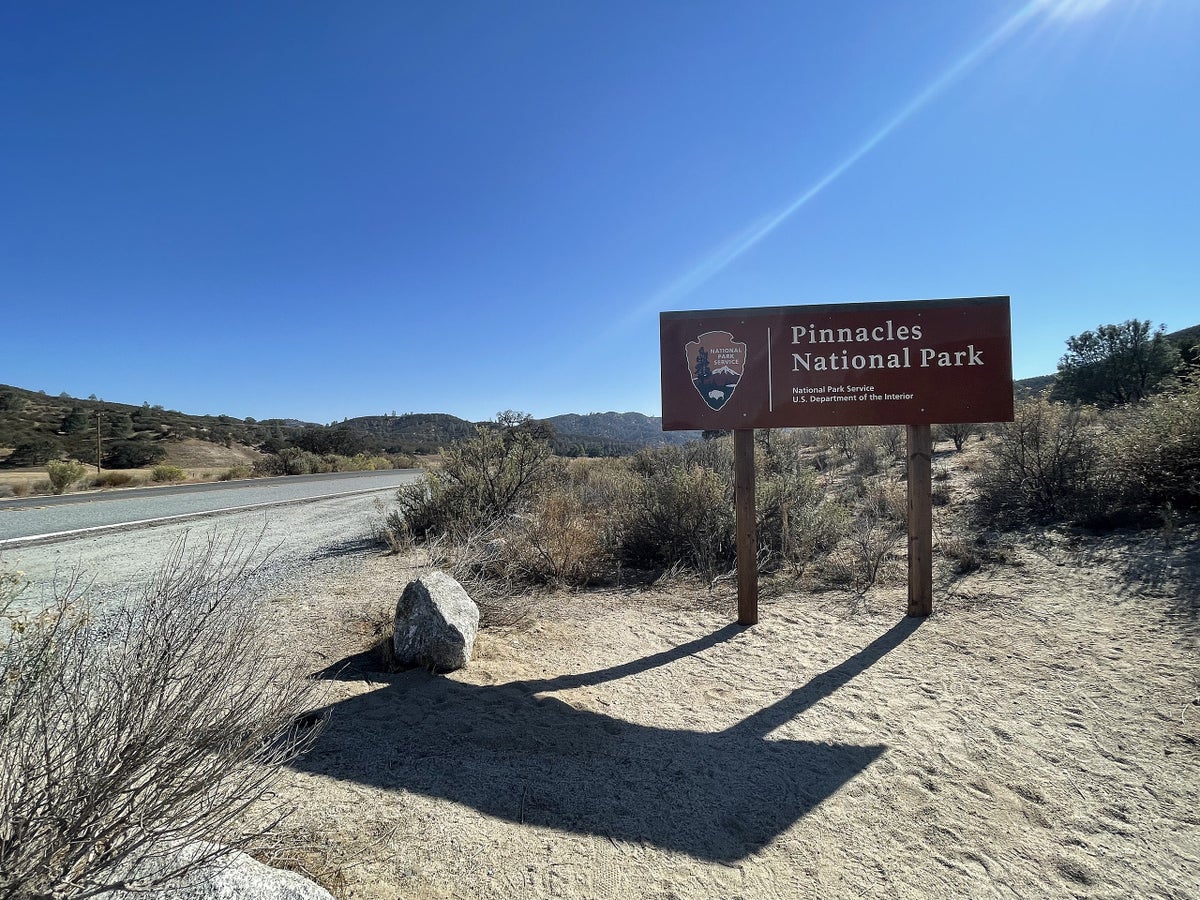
[261,525,1199,899]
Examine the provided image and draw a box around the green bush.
[45,459,87,495]
[217,465,253,482]
[151,464,187,483]
[253,455,285,477]
[1057,319,1181,406]
[279,448,324,476]
[60,407,90,435]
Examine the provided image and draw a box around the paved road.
[0,470,423,544]
[1,470,425,614]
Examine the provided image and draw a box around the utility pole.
[95,403,103,474]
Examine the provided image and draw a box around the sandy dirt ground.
[256,519,1199,900]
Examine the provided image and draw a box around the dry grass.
[0,535,322,897]
[0,466,255,499]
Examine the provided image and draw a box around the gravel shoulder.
[0,470,420,543]
[1,488,404,614]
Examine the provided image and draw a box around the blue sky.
[2,0,1197,424]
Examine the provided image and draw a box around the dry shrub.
[958,452,987,475]
[971,374,1196,528]
[821,476,905,595]
[93,471,134,488]
[508,483,611,587]
[794,427,822,448]
[976,394,1106,522]
[246,827,355,898]
[940,535,982,574]
[755,468,847,573]
[937,422,977,451]
[151,464,187,483]
[387,430,856,595]
[46,459,87,495]
[0,536,320,898]
[853,433,882,475]
[345,599,399,672]
[822,425,860,461]
[415,531,533,629]
[391,421,553,543]
[617,454,735,582]
[931,482,952,507]
[1107,366,1200,510]
[846,511,904,595]
[880,424,905,460]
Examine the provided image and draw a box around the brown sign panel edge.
[660,296,1014,431]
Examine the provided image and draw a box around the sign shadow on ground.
[292,617,921,863]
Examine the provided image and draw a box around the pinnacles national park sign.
[660,296,1015,625]
[661,296,1014,430]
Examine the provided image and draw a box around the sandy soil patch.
[255,520,1199,900]
[162,438,263,470]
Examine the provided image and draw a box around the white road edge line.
[0,485,403,549]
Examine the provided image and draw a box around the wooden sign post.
[733,429,759,626]
[660,297,1014,623]
[906,424,933,616]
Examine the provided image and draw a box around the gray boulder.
[98,843,333,900]
[393,571,479,672]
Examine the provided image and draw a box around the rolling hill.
[5,319,1193,466]
[0,383,697,466]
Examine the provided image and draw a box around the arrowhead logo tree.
[686,331,747,411]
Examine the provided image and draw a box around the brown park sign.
[661,296,1014,430]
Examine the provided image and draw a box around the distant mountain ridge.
[7,319,1194,463]
[339,413,477,454]
[339,411,695,456]
[0,383,695,463]
[544,412,694,447]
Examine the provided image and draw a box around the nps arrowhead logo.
[686,331,746,411]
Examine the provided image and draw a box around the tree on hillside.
[496,410,557,443]
[105,412,134,440]
[1056,319,1180,406]
[1172,327,1200,368]
[0,391,27,413]
[6,438,63,467]
[103,440,167,469]
[60,407,89,434]
[291,425,367,457]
